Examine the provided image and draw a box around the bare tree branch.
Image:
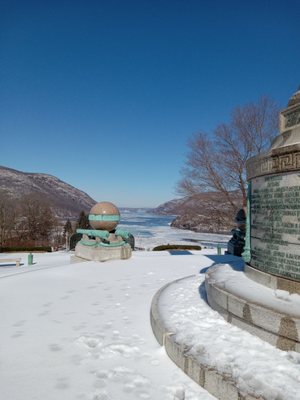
[178,96,279,220]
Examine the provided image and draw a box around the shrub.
[152,244,201,251]
[0,246,52,253]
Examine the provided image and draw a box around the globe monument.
[75,201,132,262]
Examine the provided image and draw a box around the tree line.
[0,191,89,249]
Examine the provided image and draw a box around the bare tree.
[19,194,58,242]
[178,96,279,210]
[0,192,17,246]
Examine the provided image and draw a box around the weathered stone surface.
[250,172,300,280]
[75,241,131,262]
[246,87,300,281]
[205,264,300,351]
[244,264,300,294]
[246,141,300,180]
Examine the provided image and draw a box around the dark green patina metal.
[242,183,251,263]
[88,214,120,222]
[77,228,129,248]
[76,229,110,239]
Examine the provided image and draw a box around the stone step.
[205,264,300,352]
[150,276,264,400]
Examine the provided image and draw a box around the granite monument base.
[75,242,132,262]
[205,264,300,352]
[244,264,300,295]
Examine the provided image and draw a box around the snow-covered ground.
[159,267,300,400]
[0,250,218,400]
[1,245,300,400]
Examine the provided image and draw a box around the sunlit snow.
[1,216,299,400]
[0,250,217,400]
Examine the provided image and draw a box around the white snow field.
[1,249,300,400]
[0,250,217,400]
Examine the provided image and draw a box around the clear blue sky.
[1,0,299,207]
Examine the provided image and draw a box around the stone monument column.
[244,87,300,290]
[205,89,300,353]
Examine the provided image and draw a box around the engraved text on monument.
[251,173,300,280]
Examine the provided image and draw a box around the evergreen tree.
[63,219,73,236]
[77,211,90,229]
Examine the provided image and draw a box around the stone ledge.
[244,264,300,295]
[75,242,132,261]
[150,277,263,400]
[205,265,300,351]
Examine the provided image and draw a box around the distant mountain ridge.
[153,192,239,215]
[152,192,242,234]
[0,165,96,219]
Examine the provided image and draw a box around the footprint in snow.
[137,392,151,399]
[11,331,23,338]
[97,343,140,359]
[92,390,110,400]
[69,354,83,365]
[12,320,26,327]
[49,343,63,352]
[73,323,87,331]
[38,310,49,317]
[55,377,69,390]
[173,387,185,400]
[76,335,102,349]
[103,322,113,329]
[42,302,53,308]
[93,379,107,389]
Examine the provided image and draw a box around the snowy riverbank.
[118,210,231,250]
